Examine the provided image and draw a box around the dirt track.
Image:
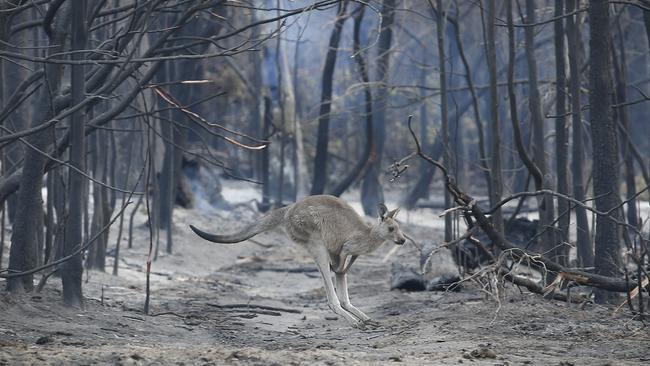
[1,201,649,365]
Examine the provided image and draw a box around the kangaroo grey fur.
[189,194,406,328]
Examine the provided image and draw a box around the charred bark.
[61,0,86,306]
[7,3,69,293]
[553,0,569,265]
[485,0,503,234]
[588,0,620,304]
[611,21,639,230]
[434,0,452,243]
[566,0,593,267]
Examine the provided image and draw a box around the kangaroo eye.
[388,227,394,232]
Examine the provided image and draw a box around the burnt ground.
[1,203,649,366]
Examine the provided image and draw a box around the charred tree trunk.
[162,118,175,254]
[485,0,503,234]
[524,0,557,260]
[611,22,638,230]
[157,61,173,234]
[1,8,30,225]
[361,0,394,215]
[435,0,452,243]
[588,0,620,304]
[553,0,569,265]
[158,125,174,234]
[311,1,348,195]
[7,4,70,293]
[566,0,593,267]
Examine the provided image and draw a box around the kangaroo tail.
[189,206,290,244]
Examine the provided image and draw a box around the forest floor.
[1,183,649,365]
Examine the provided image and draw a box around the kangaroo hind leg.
[334,272,375,324]
[309,244,364,328]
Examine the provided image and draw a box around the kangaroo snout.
[394,238,406,245]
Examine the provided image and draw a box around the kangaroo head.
[376,203,406,245]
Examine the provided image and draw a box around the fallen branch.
[206,303,302,314]
[498,268,587,303]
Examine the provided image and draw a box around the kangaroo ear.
[377,203,388,221]
[387,208,401,219]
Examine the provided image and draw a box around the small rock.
[35,336,53,345]
[130,354,144,361]
[388,355,402,362]
[468,347,497,359]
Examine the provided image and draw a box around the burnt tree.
[62,0,86,306]
[588,0,620,304]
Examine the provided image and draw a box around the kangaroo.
[189,195,406,328]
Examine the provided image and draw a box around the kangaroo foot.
[348,318,367,330]
[362,318,381,328]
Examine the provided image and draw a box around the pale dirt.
[1,185,649,366]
